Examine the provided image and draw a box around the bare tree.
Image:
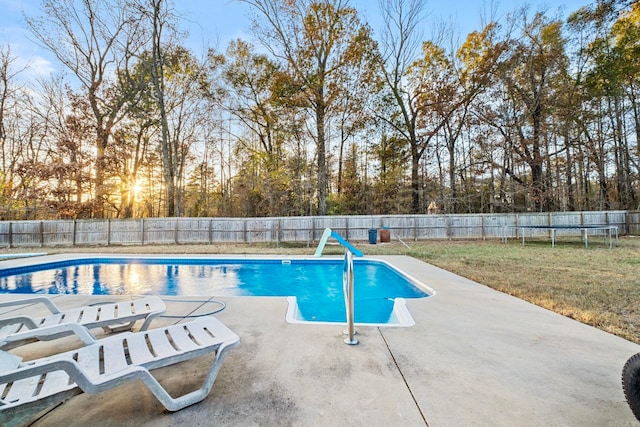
[0,45,30,218]
[376,0,429,212]
[498,10,568,211]
[25,0,146,218]
[0,45,23,188]
[240,0,376,215]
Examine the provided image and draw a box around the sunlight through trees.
[0,0,637,219]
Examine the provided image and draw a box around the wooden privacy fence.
[629,210,640,235]
[0,211,632,248]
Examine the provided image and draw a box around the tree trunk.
[564,133,575,211]
[151,0,175,217]
[93,131,110,218]
[316,97,327,216]
[337,129,345,195]
[448,137,457,213]
[411,139,420,213]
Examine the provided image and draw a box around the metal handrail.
[343,250,358,345]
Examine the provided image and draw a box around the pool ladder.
[343,250,358,345]
[314,228,360,345]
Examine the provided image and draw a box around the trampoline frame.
[502,225,619,248]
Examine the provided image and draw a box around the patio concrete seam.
[378,327,430,427]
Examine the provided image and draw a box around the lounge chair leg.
[138,346,234,411]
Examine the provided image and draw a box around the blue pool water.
[0,257,430,324]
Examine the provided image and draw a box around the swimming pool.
[0,256,433,326]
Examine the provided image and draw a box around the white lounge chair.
[0,296,166,349]
[0,316,239,425]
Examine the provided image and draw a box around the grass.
[6,235,640,344]
[398,239,640,343]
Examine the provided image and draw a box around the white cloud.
[1,44,57,82]
[21,54,56,78]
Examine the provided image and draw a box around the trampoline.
[502,224,619,248]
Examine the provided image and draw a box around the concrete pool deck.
[1,254,639,426]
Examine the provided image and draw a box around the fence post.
[39,221,44,247]
[141,219,145,245]
[345,216,349,240]
[72,220,77,246]
[277,218,281,247]
[626,210,630,235]
[107,219,111,246]
[208,218,213,244]
[8,221,12,248]
[174,218,179,244]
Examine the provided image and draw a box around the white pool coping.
[285,296,417,327]
[0,252,48,260]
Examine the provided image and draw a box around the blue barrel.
[368,229,377,244]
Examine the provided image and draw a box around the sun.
[132,181,143,197]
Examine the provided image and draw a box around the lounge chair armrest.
[0,315,39,330]
[0,296,60,314]
[0,323,97,348]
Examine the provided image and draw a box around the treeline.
[0,0,638,220]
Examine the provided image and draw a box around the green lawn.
[374,238,640,343]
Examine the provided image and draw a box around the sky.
[0,0,592,81]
